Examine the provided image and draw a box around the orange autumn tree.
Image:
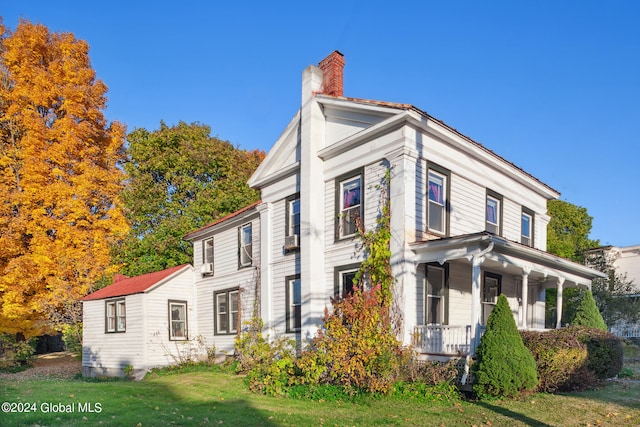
[0,20,129,337]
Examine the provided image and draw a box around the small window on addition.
[169,301,187,340]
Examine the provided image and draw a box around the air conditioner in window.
[284,234,299,251]
[200,262,214,275]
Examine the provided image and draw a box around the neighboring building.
[587,244,640,337]
[83,52,607,377]
[81,264,195,379]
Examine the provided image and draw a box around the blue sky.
[4,1,640,247]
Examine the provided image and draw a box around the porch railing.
[413,325,484,355]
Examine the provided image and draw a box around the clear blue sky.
[4,1,640,247]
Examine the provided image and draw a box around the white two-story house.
[185,51,605,358]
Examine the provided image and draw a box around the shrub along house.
[81,264,195,379]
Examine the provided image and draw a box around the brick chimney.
[113,273,129,283]
[318,50,345,97]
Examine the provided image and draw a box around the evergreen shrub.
[571,290,607,330]
[472,294,538,399]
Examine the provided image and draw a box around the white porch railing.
[610,326,640,338]
[413,325,483,355]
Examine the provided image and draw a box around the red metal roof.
[81,264,191,301]
[183,200,261,240]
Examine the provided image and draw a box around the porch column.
[555,277,565,329]
[471,255,484,353]
[520,268,530,329]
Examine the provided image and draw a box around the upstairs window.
[106,299,126,333]
[427,167,448,235]
[337,171,363,239]
[287,196,301,237]
[486,191,502,235]
[334,264,360,298]
[238,223,253,268]
[202,238,214,275]
[169,300,187,340]
[286,275,301,333]
[521,208,534,246]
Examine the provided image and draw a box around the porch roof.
[409,232,607,288]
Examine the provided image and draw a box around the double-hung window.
[486,191,502,235]
[427,167,448,235]
[215,289,239,335]
[202,238,214,275]
[106,299,126,333]
[521,208,534,246]
[286,275,301,333]
[287,196,301,237]
[334,264,360,298]
[337,171,362,239]
[169,300,187,340]
[425,264,446,325]
[238,223,252,268]
[482,273,501,325]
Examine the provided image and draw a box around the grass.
[1,364,639,427]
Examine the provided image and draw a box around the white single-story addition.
[81,264,195,379]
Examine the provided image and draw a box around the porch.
[404,233,606,356]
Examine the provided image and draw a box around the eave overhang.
[410,232,607,288]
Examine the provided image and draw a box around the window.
[427,166,448,235]
[203,238,214,264]
[521,208,534,246]
[202,238,214,275]
[238,223,252,268]
[336,171,363,239]
[286,195,301,237]
[482,273,501,325]
[214,289,239,335]
[286,275,301,332]
[105,299,126,333]
[169,300,187,340]
[334,264,360,298]
[486,191,502,235]
[425,264,446,325]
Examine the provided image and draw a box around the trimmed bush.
[473,294,538,399]
[521,326,623,392]
[521,328,595,392]
[574,326,623,379]
[572,290,607,331]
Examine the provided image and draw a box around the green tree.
[546,200,600,327]
[473,294,538,399]
[114,121,264,276]
[547,200,599,263]
[585,249,639,329]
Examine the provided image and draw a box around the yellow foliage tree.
[0,20,129,337]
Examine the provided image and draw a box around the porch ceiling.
[409,232,606,289]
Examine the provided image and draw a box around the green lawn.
[1,365,639,427]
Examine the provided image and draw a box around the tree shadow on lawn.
[472,401,553,427]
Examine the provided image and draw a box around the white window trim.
[486,194,501,234]
[286,276,301,333]
[215,289,239,335]
[169,300,188,341]
[239,223,253,268]
[425,265,446,325]
[427,169,447,235]
[338,173,362,239]
[106,299,126,333]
